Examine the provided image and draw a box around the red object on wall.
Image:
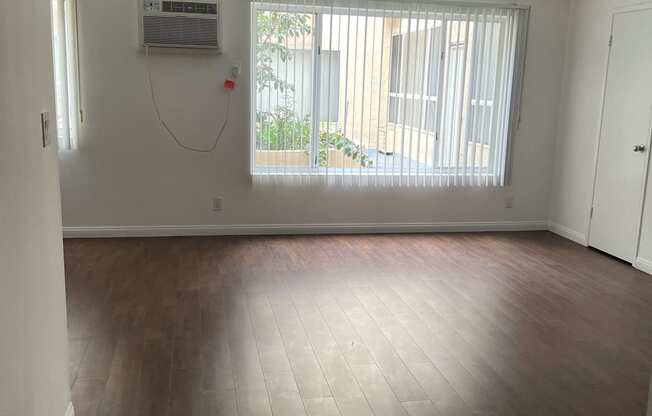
[224,79,236,90]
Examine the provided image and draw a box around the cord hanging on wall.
[145,46,235,153]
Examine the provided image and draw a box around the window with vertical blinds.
[51,0,81,150]
[251,0,529,186]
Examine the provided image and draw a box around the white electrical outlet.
[232,63,242,79]
[212,197,223,211]
[505,197,515,209]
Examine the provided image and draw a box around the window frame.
[387,28,442,135]
[250,2,527,182]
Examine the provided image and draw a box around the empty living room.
[1,0,652,415]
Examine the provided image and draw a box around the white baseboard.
[62,220,548,239]
[65,403,74,416]
[548,221,588,246]
[634,257,652,276]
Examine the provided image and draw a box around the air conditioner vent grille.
[143,15,218,47]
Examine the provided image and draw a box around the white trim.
[65,403,75,416]
[586,8,615,248]
[62,220,547,238]
[548,221,588,246]
[634,257,652,276]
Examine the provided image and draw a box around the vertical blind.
[251,0,529,186]
[51,0,81,150]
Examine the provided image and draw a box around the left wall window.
[51,0,80,150]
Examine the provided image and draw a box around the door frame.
[587,1,652,263]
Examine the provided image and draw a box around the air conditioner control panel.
[144,0,218,15]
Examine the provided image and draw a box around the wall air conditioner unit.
[140,0,222,50]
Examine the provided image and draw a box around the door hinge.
[608,35,613,47]
[590,207,594,219]
[318,45,322,55]
[440,51,445,61]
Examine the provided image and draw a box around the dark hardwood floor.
[64,232,652,416]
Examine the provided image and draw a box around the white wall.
[0,0,71,416]
[548,0,611,244]
[549,0,652,269]
[59,0,569,234]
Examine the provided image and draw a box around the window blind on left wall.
[51,0,81,150]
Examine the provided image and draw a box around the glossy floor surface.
[64,232,652,416]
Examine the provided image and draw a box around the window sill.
[251,169,498,177]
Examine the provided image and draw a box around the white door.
[590,7,652,263]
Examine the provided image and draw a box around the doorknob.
[633,145,647,153]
